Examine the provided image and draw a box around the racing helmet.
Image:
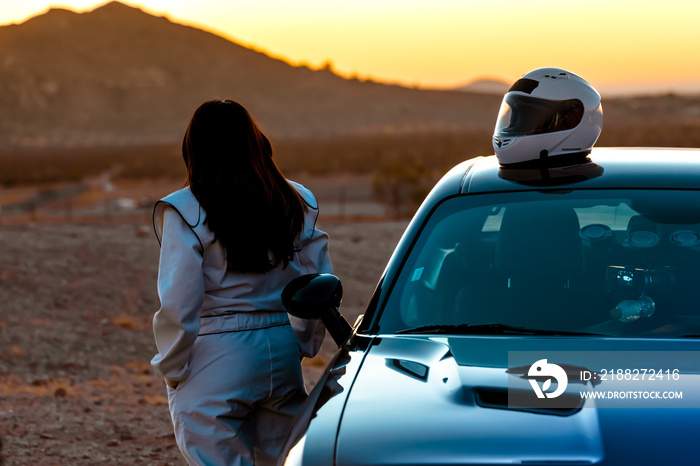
[493,67,603,165]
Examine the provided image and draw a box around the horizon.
[2,0,700,97]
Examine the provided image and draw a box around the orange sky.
[3,0,700,94]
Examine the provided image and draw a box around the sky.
[3,0,700,95]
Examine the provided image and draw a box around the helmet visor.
[495,94,584,137]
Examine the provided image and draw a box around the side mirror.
[282,274,352,347]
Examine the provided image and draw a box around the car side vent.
[386,358,429,382]
[474,388,582,417]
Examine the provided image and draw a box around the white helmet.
[492,67,603,165]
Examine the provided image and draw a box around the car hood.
[335,335,700,465]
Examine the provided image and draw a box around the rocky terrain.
[0,200,406,464]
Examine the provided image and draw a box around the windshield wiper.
[395,323,605,336]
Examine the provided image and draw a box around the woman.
[151,99,331,465]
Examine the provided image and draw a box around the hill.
[0,1,500,150]
[1,0,700,184]
[455,79,510,95]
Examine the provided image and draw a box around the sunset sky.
[3,0,700,95]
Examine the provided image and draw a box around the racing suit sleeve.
[151,206,204,385]
[289,208,333,359]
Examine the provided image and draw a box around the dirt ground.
[0,210,407,464]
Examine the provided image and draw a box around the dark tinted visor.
[495,94,584,137]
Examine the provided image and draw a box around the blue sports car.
[281,148,700,466]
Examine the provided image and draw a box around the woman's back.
[151,99,332,465]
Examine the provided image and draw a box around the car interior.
[393,193,700,337]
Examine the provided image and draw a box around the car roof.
[448,148,700,195]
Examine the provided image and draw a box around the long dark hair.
[182,99,306,273]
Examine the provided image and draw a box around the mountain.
[0,2,501,150]
[456,79,510,95]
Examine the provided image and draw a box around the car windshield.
[378,189,700,338]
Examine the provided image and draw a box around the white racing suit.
[152,182,331,465]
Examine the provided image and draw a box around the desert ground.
[0,176,408,465]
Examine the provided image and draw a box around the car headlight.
[283,435,306,466]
